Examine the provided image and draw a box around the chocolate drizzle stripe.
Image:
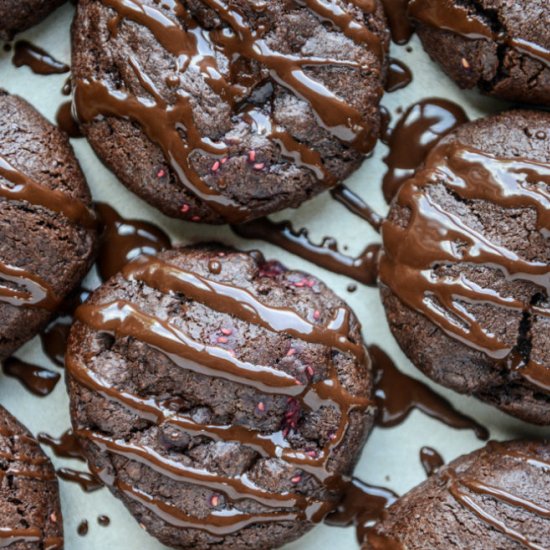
[115,479,306,536]
[380,142,550,385]
[121,256,365,358]
[408,0,550,68]
[0,259,59,311]
[447,470,548,550]
[0,530,62,549]
[0,155,97,229]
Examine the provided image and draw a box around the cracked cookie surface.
[379,109,550,425]
[66,245,376,549]
[408,0,550,105]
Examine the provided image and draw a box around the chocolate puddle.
[12,41,69,75]
[2,357,60,396]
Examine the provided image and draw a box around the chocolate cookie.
[66,245,375,549]
[408,0,550,106]
[379,109,550,425]
[0,404,64,549]
[72,0,389,224]
[0,0,66,40]
[0,91,97,361]
[363,440,550,550]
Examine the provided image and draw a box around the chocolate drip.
[97,515,110,527]
[74,0,383,223]
[325,477,398,542]
[380,142,550,391]
[96,202,171,282]
[56,102,83,138]
[77,520,89,536]
[331,185,384,232]
[380,0,414,44]
[409,0,550,68]
[12,41,69,75]
[420,446,444,476]
[2,357,60,397]
[232,218,380,286]
[370,345,489,439]
[382,98,468,202]
[38,429,86,461]
[68,254,373,535]
[57,467,103,493]
[385,58,413,92]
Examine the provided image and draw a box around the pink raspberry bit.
[180,203,190,214]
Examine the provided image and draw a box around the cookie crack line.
[73,0,386,223]
[67,253,374,535]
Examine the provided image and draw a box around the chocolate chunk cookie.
[379,109,550,425]
[72,0,389,224]
[66,245,375,549]
[0,404,64,549]
[408,0,550,105]
[363,440,550,550]
[0,91,98,361]
[0,0,66,40]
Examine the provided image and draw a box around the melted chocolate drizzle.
[370,345,489,439]
[0,154,97,311]
[0,425,63,549]
[96,202,172,282]
[325,477,398,542]
[380,142,550,391]
[380,0,414,44]
[382,98,468,202]
[57,468,104,493]
[73,0,384,223]
[385,58,413,92]
[38,429,86,461]
[409,0,550,68]
[2,357,60,397]
[12,41,69,75]
[419,446,444,476]
[233,218,381,286]
[67,253,373,535]
[331,185,384,232]
[56,102,83,139]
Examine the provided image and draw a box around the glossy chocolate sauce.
[385,58,413,92]
[57,468,103,493]
[409,0,550,68]
[380,0,414,44]
[382,98,468,202]
[380,142,550,391]
[77,520,89,536]
[379,106,392,145]
[331,185,384,232]
[369,345,489,439]
[233,218,381,286]
[326,477,398,542]
[0,425,63,549]
[12,41,69,75]
[67,253,374,535]
[56,102,83,139]
[0,154,97,310]
[420,446,444,476]
[73,0,384,223]
[97,515,111,527]
[38,429,86,461]
[2,357,60,397]
[95,202,172,281]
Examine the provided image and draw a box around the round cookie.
[408,0,550,106]
[0,91,98,361]
[363,440,550,550]
[72,0,389,224]
[379,109,550,425]
[0,0,66,40]
[0,404,64,549]
[66,245,375,549]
